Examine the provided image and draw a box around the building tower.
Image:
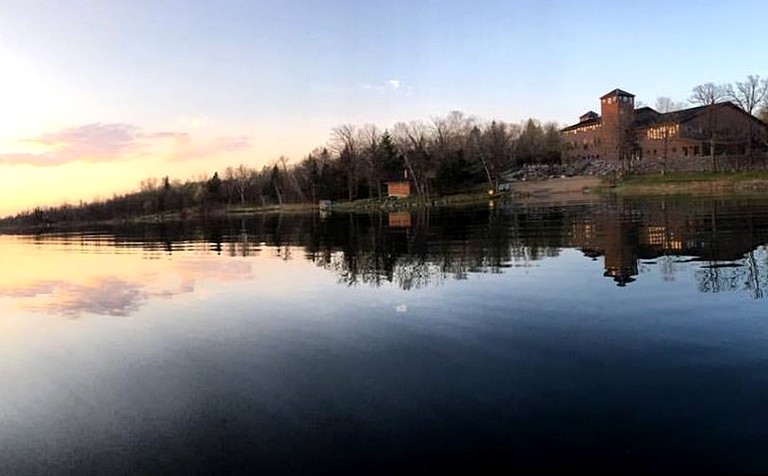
[600,89,635,161]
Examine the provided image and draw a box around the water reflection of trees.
[696,249,767,299]
[301,199,768,296]
[24,197,768,298]
[304,207,570,290]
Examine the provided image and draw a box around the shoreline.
[4,171,768,234]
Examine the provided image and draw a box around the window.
[683,147,688,156]
[694,146,700,156]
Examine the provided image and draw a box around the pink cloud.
[0,123,252,167]
[0,123,143,167]
[165,135,252,162]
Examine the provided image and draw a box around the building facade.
[561,88,768,164]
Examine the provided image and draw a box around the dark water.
[2,196,768,473]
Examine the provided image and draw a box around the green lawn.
[621,170,768,185]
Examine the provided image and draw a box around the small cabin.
[385,170,411,198]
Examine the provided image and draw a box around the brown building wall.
[387,181,411,198]
[636,104,768,162]
[562,125,604,161]
[600,92,635,161]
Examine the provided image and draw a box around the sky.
[0,0,766,215]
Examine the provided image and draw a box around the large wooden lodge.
[561,88,768,164]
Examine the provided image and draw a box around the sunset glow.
[1,1,766,215]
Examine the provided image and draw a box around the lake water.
[2,196,768,473]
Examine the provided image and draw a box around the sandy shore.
[507,176,605,204]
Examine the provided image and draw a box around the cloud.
[0,123,144,167]
[361,78,409,94]
[0,123,142,166]
[146,131,189,140]
[0,123,252,167]
[165,135,252,162]
[0,259,254,317]
[0,278,147,317]
[35,123,140,155]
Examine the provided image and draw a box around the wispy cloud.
[165,134,252,162]
[361,78,411,95]
[0,123,141,166]
[0,123,252,167]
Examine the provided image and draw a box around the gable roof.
[600,88,635,99]
[632,107,661,127]
[653,104,710,125]
[632,101,768,129]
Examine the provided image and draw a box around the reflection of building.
[571,208,640,286]
[569,199,768,287]
[643,226,684,252]
[602,220,638,287]
[562,88,768,162]
[388,212,412,228]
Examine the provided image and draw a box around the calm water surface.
[2,197,768,473]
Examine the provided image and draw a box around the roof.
[631,102,761,129]
[600,88,635,99]
[561,117,601,133]
[384,170,410,182]
[656,104,710,124]
[631,107,661,128]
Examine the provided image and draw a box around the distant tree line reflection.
[25,198,768,298]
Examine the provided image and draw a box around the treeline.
[3,112,562,226]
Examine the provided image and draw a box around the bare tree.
[278,155,305,202]
[430,111,476,164]
[690,83,726,106]
[690,83,727,171]
[224,164,254,206]
[392,121,431,201]
[331,124,362,200]
[654,96,687,113]
[725,75,768,115]
[725,75,768,158]
[651,98,686,175]
[479,120,519,190]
